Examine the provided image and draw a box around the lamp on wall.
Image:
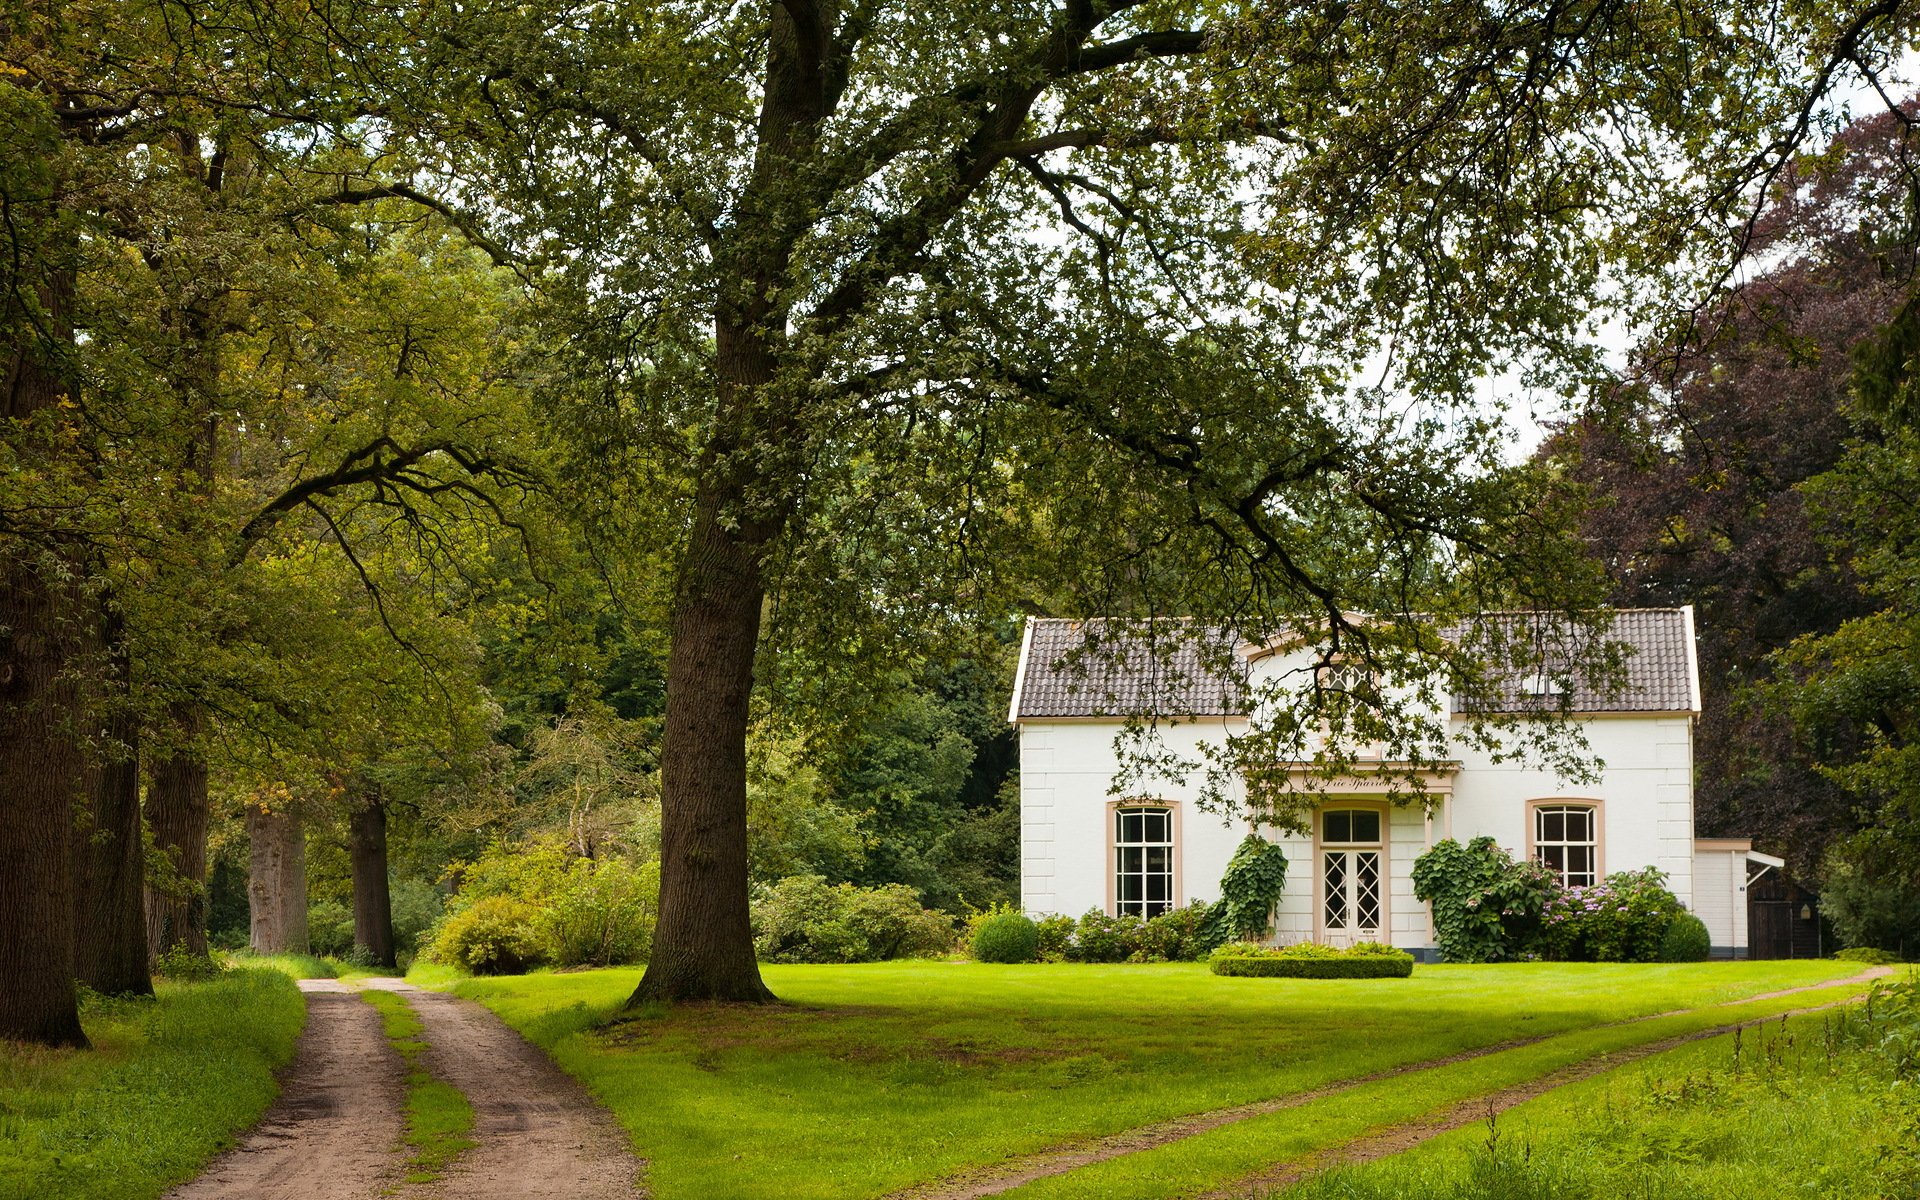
[1799,904,1813,921]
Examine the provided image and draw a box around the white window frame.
[1113,805,1176,919]
[1531,802,1601,887]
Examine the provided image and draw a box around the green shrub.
[426,895,546,974]
[1198,835,1288,948]
[751,875,953,963]
[1659,911,1713,962]
[1068,909,1146,962]
[1544,867,1684,962]
[1835,946,1904,964]
[1209,940,1415,978]
[390,877,445,953]
[541,856,659,967]
[971,911,1040,963]
[1821,846,1920,958]
[307,898,355,958]
[1137,902,1215,962]
[154,944,225,981]
[1033,913,1076,961]
[1412,836,1558,963]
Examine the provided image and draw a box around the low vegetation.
[1209,941,1416,979]
[423,837,660,974]
[750,875,955,964]
[426,958,1863,1200]
[357,989,476,1184]
[1281,972,1920,1200]
[0,968,304,1200]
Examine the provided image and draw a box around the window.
[1534,804,1598,887]
[1115,806,1174,918]
[1321,808,1382,846]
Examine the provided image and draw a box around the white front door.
[1319,807,1385,947]
[1321,849,1384,945]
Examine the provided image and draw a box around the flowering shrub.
[1541,867,1684,962]
[1411,837,1558,962]
[1070,910,1148,962]
[1033,913,1077,961]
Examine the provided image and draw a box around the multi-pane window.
[1115,806,1174,918]
[1321,808,1384,935]
[1534,804,1598,887]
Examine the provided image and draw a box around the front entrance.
[1319,807,1385,946]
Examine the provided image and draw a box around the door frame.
[1313,800,1391,944]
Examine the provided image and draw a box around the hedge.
[1208,940,1415,979]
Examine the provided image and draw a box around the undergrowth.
[0,967,304,1200]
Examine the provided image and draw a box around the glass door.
[1320,808,1384,946]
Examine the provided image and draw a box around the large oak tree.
[397,0,1919,1002]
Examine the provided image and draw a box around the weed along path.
[358,978,645,1200]
[164,979,409,1200]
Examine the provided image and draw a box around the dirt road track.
[163,979,408,1200]
[360,978,644,1200]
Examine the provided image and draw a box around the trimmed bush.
[1209,940,1415,979]
[1659,911,1713,962]
[971,911,1040,963]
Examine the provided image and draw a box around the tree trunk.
[627,323,788,1005]
[146,703,210,958]
[349,796,395,967]
[247,801,308,954]
[71,635,152,995]
[0,224,90,1045]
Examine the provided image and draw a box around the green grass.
[0,967,305,1200]
[435,958,1865,1200]
[357,988,476,1184]
[1279,980,1920,1200]
[223,951,338,979]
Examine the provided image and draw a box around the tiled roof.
[1010,610,1698,721]
[1010,620,1247,719]
[1447,609,1697,715]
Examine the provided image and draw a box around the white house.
[1009,609,1772,958]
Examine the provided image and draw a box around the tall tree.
[1544,104,1919,872]
[405,0,1915,1001]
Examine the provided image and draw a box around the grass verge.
[356,988,476,1184]
[1276,972,1920,1200]
[223,951,337,979]
[0,967,305,1200]
[430,959,1863,1200]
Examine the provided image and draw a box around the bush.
[751,875,954,963]
[1412,837,1558,963]
[390,878,445,953]
[1544,868,1684,962]
[541,856,659,967]
[1835,946,1904,964]
[155,944,225,981]
[426,895,546,974]
[1068,909,1145,963]
[1199,836,1288,947]
[1209,940,1414,979]
[307,898,355,958]
[1659,911,1712,961]
[1034,914,1076,961]
[1821,846,1920,958]
[1137,902,1214,962]
[971,910,1040,962]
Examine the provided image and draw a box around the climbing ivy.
[1411,837,1558,963]
[1201,835,1289,948]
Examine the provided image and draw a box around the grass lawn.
[429,958,1867,1200]
[1281,975,1920,1200]
[0,967,305,1200]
